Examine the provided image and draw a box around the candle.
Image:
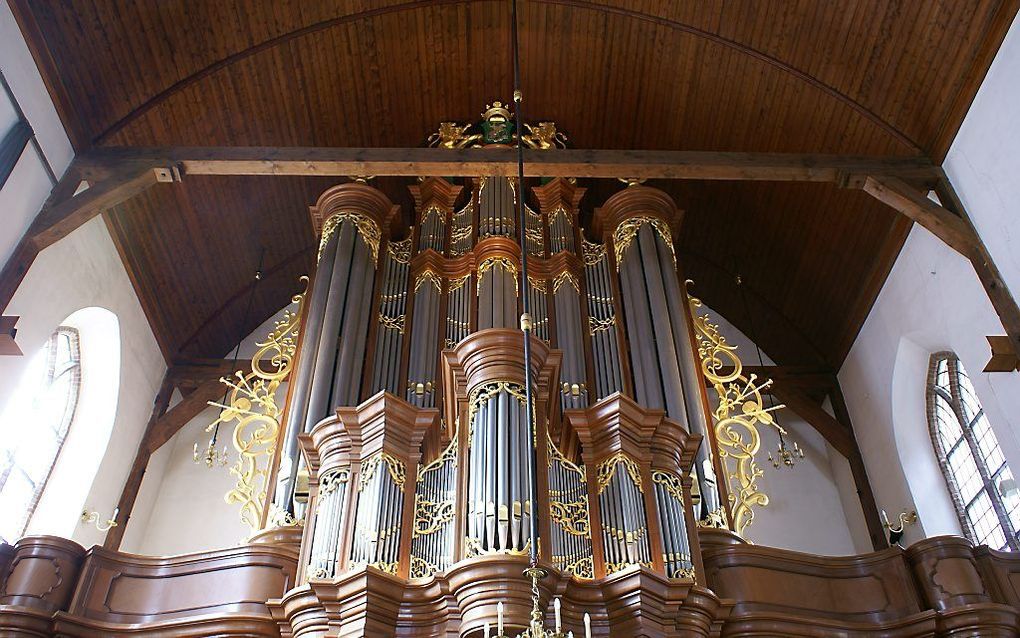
[484,622,490,638]
[497,602,504,636]
[583,612,591,638]
[554,598,561,631]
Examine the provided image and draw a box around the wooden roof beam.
[0,159,174,350]
[80,146,941,182]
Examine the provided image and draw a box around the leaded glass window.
[927,352,1020,550]
[0,327,82,543]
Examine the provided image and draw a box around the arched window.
[0,327,81,543]
[927,352,1020,550]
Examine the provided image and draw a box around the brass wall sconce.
[881,509,918,545]
[81,506,119,532]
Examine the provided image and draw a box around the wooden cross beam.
[1,145,1015,367]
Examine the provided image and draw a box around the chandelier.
[482,570,592,638]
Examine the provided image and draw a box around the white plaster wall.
[123,305,296,555]
[125,404,251,556]
[839,12,1020,548]
[701,305,865,555]
[0,217,166,548]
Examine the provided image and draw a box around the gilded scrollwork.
[549,498,590,537]
[378,313,405,334]
[476,256,519,296]
[581,239,606,266]
[651,470,685,504]
[389,237,412,264]
[208,279,307,532]
[596,452,643,494]
[409,555,437,579]
[588,314,616,335]
[605,560,652,575]
[412,496,456,537]
[688,285,785,535]
[611,216,676,270]
[527,275,547,294]
[563,555,594,580]
[468,380,529,427]
[414,268,443,294]
[547,434,586,480]
[552,270,580,294]
[360,452,407,492]
[318,211,382,265]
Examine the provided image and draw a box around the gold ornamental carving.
[378,313,405,334]
[596,452,643,494]
[611,216,676,270]
[688,285,785,535]
[412,497,456,537]
[549,498,591,537]
[389,237,412,264]
[581,239,607,266]
[359,452,407,492]
[414,268,443,294]
[208,279,307,532]
[476,256,519,296]
[552,270,580,294]
[468,381,531,436]
[651,470,685,504]
[318,211,382,265]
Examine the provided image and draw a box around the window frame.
[926,351,1019,551]
[0,326,82,541]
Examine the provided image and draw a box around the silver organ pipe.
[605,188,722,523]
[479,176,516,239]
[596,453,651,573]
[418,206,446,253]
[652,470,694,579]
[410,433,458,578]
[372,239,410,396]
[450,200,474,256]
[583,239,623,400]
[525,204,545,257]
[466,382,532,556]
[527,277,550,342]
[307,468,352,579]
[445,275,471,349]
[406,270,442,408]
[547,436,593,579]
[554,272,588,411]
[548,205,576,255]
[350,453,406,574]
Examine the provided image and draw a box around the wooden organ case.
[267,176,725,636]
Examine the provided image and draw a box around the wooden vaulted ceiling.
[10,0,1018,367]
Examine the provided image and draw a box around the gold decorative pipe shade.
[687,285,786,535]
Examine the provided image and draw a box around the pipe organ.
[270,167,734,635]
